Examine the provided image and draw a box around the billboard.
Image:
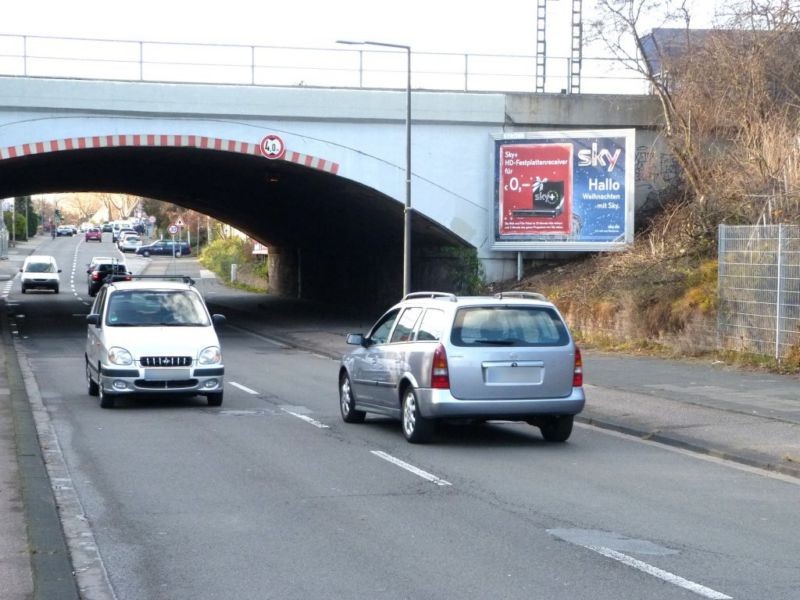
[492,129,635,251]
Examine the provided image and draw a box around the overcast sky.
[3,0,724,56]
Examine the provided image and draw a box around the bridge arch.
[0,131,469,305]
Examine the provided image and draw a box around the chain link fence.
[718,225,800,360]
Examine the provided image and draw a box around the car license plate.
[483,361,543,385]
[144,368,191,380]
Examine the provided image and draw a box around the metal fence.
[0,33,649,95]
[718,224,800,360]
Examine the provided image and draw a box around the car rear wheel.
[206,392,223,407]
[53,285,59,294]
[86,361,99,397]
[339,374,365,423]
[402,387,433,443]
[539,415,574,442]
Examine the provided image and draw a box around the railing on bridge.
[0,33,649,95]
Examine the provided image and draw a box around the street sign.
[260,134,286,160]
[168,225,178,235]
[175,218,185,227]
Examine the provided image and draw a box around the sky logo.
[577,143,622,172]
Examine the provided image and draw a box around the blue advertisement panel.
[492,130,635,251]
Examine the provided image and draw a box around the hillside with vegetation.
[513,0,800,371]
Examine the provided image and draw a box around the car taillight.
[431,343,450,389]
[91,271,101,281]
[573,346,583,387]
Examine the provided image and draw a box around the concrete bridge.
[0,76,665,303]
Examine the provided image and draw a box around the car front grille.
[135,379,198,389]
[140,356,192,367]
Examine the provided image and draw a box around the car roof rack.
[110,274,196,286]
[494,291,547,301]
[403,291,458,302]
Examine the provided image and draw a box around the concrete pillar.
[267,246,298,297]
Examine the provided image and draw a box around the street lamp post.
[337,39,412,296]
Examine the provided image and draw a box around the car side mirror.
[346,333,367,347]
[18,268,22,273]
[211,314,227,327]
[58,269,62,273]
[86,314,100,326]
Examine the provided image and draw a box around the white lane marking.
[281,409,329,429]
[584,545,732,599]
[229,381,259,395]
[370,450,452,487]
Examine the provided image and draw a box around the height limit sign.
[260,134,286,160]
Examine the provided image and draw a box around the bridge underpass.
[0,144,469,306]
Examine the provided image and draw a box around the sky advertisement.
[492,130,635,251]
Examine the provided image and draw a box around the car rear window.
[450,306,569,347]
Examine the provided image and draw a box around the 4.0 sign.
[260,134,286,160]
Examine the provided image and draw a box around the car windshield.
[25,262,55,273]
[105,290,210,327]
[451,306,569,347]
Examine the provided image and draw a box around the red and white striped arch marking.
[0,134,340,175]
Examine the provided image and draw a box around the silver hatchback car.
[339,292,585,443]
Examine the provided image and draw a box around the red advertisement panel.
[498,143,573,236]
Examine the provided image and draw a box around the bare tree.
[591,0,800,235]
[68,193,102,223]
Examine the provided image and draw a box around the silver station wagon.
[339,292,585,443]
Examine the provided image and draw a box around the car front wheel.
[142,250,150,257]
[206,392,223,407]
[401,387,433,443]
[339,374,365,423]
[539,415,574,442]
[99,385,116,409]
[86,361,99,396]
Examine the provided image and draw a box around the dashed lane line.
[582,545,732,599]
[229,381,259,395]
[370,450,452,487]
[281,409,329,429]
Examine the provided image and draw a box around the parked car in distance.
[102,223,113,233]
[119,234,143,253]
[85,227,103,242]
[20,255,61,293]
[56,225,74,237]
[136,240,191,257]
[85,278,226,408]
[339,291,585,444]
[113,227,137,244]
[87,262,131,297]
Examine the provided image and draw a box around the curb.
[578,415,800,479]
[2,310,81,599]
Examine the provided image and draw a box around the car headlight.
[108,347,133,366]
[198,346,222,365]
